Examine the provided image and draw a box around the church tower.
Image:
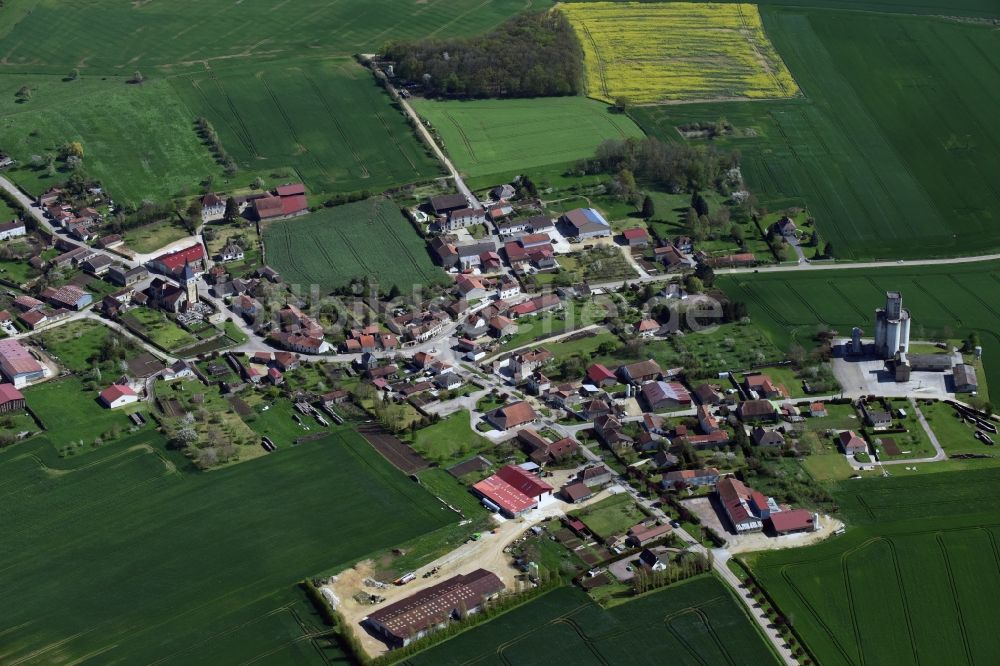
[182,260,198,308]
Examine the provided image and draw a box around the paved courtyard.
[831,340,955,399]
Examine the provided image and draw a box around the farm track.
[883,538,921,666]
[549,618,611,666]
[487,602,594,666]
[826,280,868,321]
[579,22,610,100]
[276,227,314,284]
[936,534,974,666]
[304,74,370,178]
[372,201,434,284]
[664,603,736,666]
[946,274,1000,321]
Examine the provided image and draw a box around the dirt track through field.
[356,423,428,475]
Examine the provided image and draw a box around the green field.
[262,196,445,292]
[0,0,528,73]
[749,466,1000,666]
[718,261,1000,397]
[406,575,780,665]
[0,428,454,664]
[411,96,644,180]
[0,75,222,203]
[569,493,646,541]
[632,9,1000,260]
[170,58,442,199]
[406,410,492,464]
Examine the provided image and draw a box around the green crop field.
[411,97,644,181]
[406,575,780,665]
[0,428,454,664]
[170,58,443,199]
[748,466,1000,666]
[0,0,530,202]
[632,9,1000,261]
[717,261,1000,396]
[262,196,445,292]
[0,0,529,73]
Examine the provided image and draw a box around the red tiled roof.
[100,384,136,403]
[770,509,815,533]
[473,475,537,514]
[281,194,308,216]
[496,464,553,498]
[622,227,649,240]
[0,383,24,404]
[586,363,615,384]
[154,244,205,272]
[275,183,306,197]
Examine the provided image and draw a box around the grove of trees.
[384,11,583,98]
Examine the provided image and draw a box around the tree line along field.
[0,0,529,73]
[405,575,780,665]
[411,96,644,181]
[262,196,445,292]
[632,8,1000,261]
[716,261,1000,393]
[170,58,443,200]
[747,466,1000,666]
[561,2,799,104]
[0,429,454,665]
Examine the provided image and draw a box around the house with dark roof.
[200,193,226,221]
[736,399,778,423]
[751,426,785,448]
[487,401,536,431]
[617,359,662,384]
[428,193,469,216]
[953,364,978,393]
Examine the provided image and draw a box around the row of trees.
[384,11,583,98]
[195,117,238,176]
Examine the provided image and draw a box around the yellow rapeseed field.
[560,2,800,104]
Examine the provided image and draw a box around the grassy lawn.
[569,493,646,541]
[0,257,39,285]
[405,410,491,465]
[921,400,991,457]
[742,366,803,398]
[870,400,936,460]
[159,381,264,466]
[800,452,855,482]
[122,307,197,352]
[801,402,860,432]
[240,396,331,445]
[25,376,146,444]
[36,319,115,372]
[123,219,191,255]
[416,467,488,517]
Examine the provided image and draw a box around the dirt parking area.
[325,485,619,659]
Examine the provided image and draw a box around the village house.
[839,430,868,455]
[627,522,672,547]
[0,219,26,241]
[636,319,659,339]
[809,402,828,417]
[201,193,226,221]
[456,241,497,270]
[621,227,650,248]
[107,264,148,287]
[487,401,537,431]
[752,426,785,448]
[585,363,617,387]
[737,399,778,423]
[99,384,139,409]
[218,243,244,263]
[593,414,632,452]
[661,467,720,490]
[428,193,469,217]
[717,477,766,533]
[444,206,487,232]
[618,359,662,384]
[560,482,593,504]
[490,183,516,202]
[744,373,788,399]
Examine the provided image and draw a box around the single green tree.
[640,194,655,219]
